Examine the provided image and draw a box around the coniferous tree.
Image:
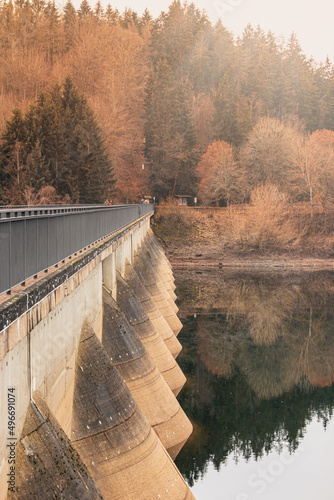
[94,0,103,20]
[44,0,61,64]
[0,78,114,203]
[63,0,77,52]
[104,4,119,24]
[283,33,318,130]
[78,0,91,20]
[144,1,207,198]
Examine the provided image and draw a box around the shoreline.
[169,257,334,271]
[153,206,334,274]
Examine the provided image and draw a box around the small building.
[172,195,192,207]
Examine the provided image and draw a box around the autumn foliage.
[197,141,241,206]
[0,1,334,206]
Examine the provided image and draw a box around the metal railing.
[0,204,121,220]
[0,204,153,295]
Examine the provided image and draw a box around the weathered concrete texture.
[133,253,183,337]
[71,325,194,499]
[0,336,30,500]
[116,275,186,396]
[147,230,175,277]
[124,261,182,358]
[139,243,178,313]
[29,264,103,437]
[7,392,104,500]
[145,231,177,294]
[102,290,192,459]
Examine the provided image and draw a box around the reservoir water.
[174,269,334,500]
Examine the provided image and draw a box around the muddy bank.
[152,208,334,270]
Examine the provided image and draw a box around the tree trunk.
[310,185,313,223]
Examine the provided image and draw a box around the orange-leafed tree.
[73,21,150,202]
[197,140,242,206]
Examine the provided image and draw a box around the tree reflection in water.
[175,271,334,487]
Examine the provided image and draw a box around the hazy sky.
[70,0,334,63]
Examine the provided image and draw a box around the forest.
[0,0,334,207]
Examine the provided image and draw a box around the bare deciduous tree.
[239,117,302,191]
[292,129,334,220]
[197,140,243,206]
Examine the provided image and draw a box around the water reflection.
[175,270,334,491]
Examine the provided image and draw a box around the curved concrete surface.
[7,393,104,500]
[141,237,177,296]
[102,289,192,459]
[134,253,183,336]
[124,261,182,358]
[116,275,186,396]
[144,232,177,293]
[139,242,179,310]
[71,325,194,499]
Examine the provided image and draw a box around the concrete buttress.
[123,260,182,358]
[71,324,194,499]
[116,274,186,396]
[133,253,183,337]
[7,393,104,499]
[102,288,192,459]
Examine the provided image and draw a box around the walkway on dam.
[0,203,152,296]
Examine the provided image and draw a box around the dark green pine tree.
[0,78,114,204]
[77,0,91,20]
[104,4,119,24]
[61,77,114,203]
[63,0,77,52]
[0,109,27,162]
[0,109,27,186]
[25,141,51,191]
[283,33,319,130]
[145,80,198,198]
[31,84,67,192]
[144,1,207,199]
[0,108,30,204]
[44,0,61,64]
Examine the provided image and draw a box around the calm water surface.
[174,270,334,500]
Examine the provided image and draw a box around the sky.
[69,0,334,63]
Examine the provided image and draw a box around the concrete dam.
[0,205,194,499]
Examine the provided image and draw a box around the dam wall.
[0,213,194,499]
